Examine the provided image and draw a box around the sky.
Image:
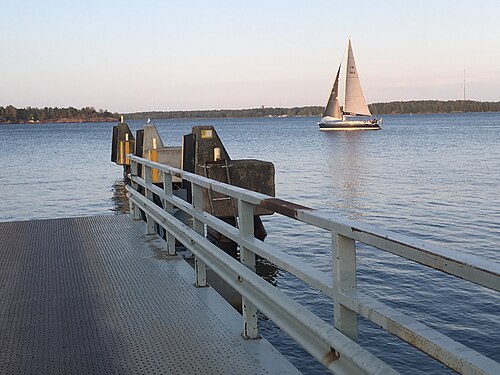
[1,0,500,112]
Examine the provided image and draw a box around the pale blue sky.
[1,0,499,112]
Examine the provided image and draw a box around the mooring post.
[332,233,358,342]
[192,184,207,287]
[238,199,259,339]
[162,172,176,256]
[144,165,156,235]
[129,159,141,220]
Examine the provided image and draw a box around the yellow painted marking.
[148,149,159,182]
[119,141,124,164]
[201,129,213,139]
[125,141,130,165]
[214,147,221,161]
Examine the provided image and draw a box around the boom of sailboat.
[318,37,381,131]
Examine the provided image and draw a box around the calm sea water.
[0,113,499,373]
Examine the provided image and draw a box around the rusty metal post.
[332,233,358,341]
[192,184,207,287]
[238,200,259,339]
[129,159,141,220]
[144,165,156,235]
[162,172,176,256]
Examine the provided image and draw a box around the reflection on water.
[324,131,367,218]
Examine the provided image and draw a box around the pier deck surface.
[0,215,299,375]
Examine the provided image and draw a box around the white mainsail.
[343,38,371,116]
[322,66,342,120]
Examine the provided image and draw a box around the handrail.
[134,174,335,296]
[126,154,500,375]
[127,155,499,292]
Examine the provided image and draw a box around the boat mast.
[342,37,350,121]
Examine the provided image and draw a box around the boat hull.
[318,120,381,131]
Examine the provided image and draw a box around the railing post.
[238,199,259,339]
[144,165,156,235]
[192,184,207,287]
[162,172,176,256]
[129,159,141,220]
[332,233,358,341]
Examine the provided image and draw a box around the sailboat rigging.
[318,37,381,130]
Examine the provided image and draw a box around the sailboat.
[318,38,381,130]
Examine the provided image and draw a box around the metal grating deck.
[0,215,299,374]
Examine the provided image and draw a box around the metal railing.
[126,154,500,375]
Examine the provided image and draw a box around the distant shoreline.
[0,117,119,125]
[122,100,500,120]
[2,111,499,124]
[2,100,500,123]
[0,105,119,124]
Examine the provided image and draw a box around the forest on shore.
[0,105,119,123]
[123,106,321,120]
[369,100,500,114]
[124,100,500,120]
[2,100,499,123]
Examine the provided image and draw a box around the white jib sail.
[344,38,371,116]
[323,66,342,120]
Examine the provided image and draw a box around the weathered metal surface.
[201,160,275,217]
[141,124,165,151]
[138,125,182,183]
[135,128,144,157]
[0,216,300,375]
[191,125,231,165]
[111,125,118,161]
[183,126,276,218]
[156,147,182,169]
[259,197,311,218]
[111,121,135,165]
[181,133,195,173]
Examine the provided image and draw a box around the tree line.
[124,100,500,120]
[0,105,119,123]
[368,100,500,115]
[123,106,323,120]
[2,101,499,123]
